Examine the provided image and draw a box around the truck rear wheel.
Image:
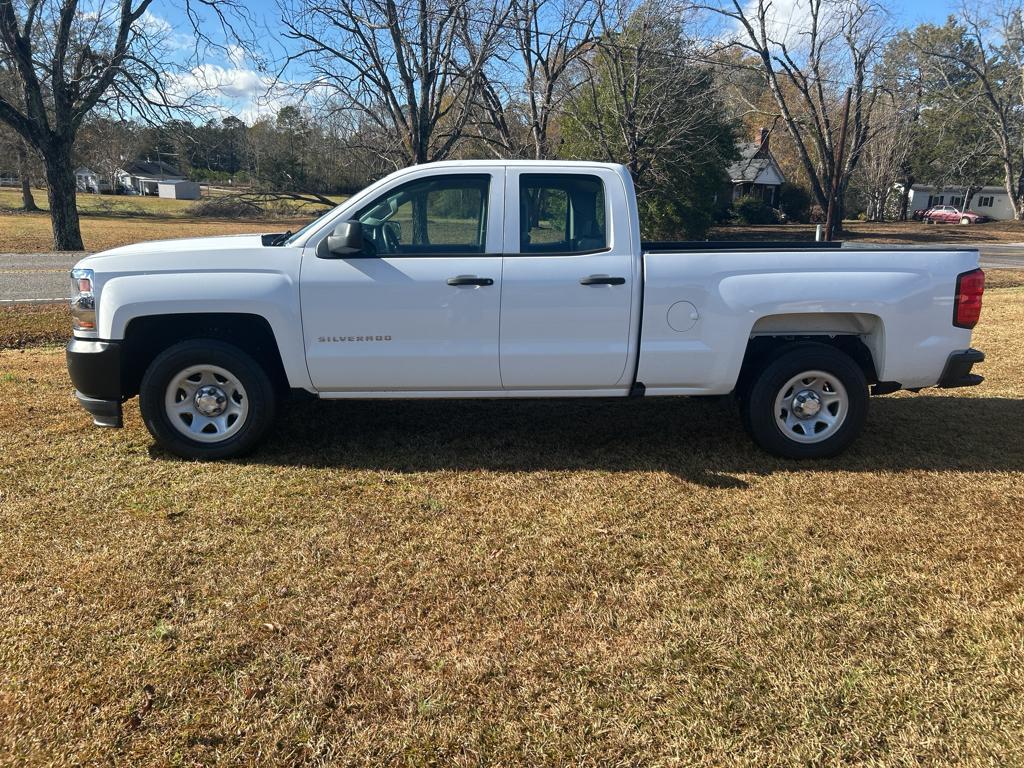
[743,343,868,459]
[139,339,277,460]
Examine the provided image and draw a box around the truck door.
[499,169,634,389]
[301,170,505,392]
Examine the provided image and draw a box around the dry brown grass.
[0,303,68,349]
[1,289,1023,766]
[0,210,310,253]
[985,268,1024,289]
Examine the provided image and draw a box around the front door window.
[355,175,490,256]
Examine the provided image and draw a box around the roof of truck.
[406,159,627,171]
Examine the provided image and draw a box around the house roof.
[728,142,784,185]
[121,160,183,179]
[903,183,1006,194]
[74,166,96,176]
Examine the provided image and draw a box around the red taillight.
[954,268,985,329]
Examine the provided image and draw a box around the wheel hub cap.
[193,385,228,417]
[791,389,822,419]
[773,370,850,445]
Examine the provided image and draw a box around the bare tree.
[280,0,510,169]
[0,0,248,250]
[0,0,164,248]
[15,138,38,209]
[0,61,37,208]
[854,94,913,220]
[506,0,600,159]
[1,116,39,209]
[704,0,888,237]
[78,116,140,193]
[917,2,1024,220]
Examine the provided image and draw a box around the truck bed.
[641,240,843,252]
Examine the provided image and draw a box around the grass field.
[3,185,1023,254]
[0,187,323,252]
[1,282,1023,765]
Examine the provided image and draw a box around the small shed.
[158,180,201,200]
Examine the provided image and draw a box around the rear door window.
[518,174,607,254]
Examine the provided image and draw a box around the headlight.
[70,268,96,331]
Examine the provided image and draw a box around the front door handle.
[447,275,494,287]
[580,275,626,286]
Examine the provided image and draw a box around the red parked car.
[922,205,989,224]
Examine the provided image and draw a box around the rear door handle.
[580,275,626,286]
[447,275,494,286]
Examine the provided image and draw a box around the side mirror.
[326,220,364,257]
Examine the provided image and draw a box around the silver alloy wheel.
[773,369,848,444]
[164,364,249,443]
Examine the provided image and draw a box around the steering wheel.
[382,222,401,253]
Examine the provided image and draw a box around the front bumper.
[67,338,123,427]
[937,348,985,389]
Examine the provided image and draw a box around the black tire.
[139,339,277,460]
[743,343,868,459]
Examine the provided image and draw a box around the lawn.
[4,183,1023,254]
[0,187,326,252]
[1,283,1022,765]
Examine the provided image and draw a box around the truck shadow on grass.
[228,394,1024,488]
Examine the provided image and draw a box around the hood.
[82,233,270,263]
[72,233,306,277]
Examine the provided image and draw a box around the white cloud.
[739,0,816,44]
[159,54,293,123]
[140,11,195,52]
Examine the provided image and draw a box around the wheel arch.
[736,327,881,400]
[121,313,291,399]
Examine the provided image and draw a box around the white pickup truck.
[66,160,986,460]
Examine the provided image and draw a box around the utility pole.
[824,88,852,242]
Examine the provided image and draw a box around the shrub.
[778,183,811,223]
[187,197,264,218]
[733,195,775,225]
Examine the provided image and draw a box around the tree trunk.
[17,142,39,212]
[44,145,85,251]
[898,175,913,221]
[412,190,429,246]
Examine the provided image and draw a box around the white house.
[157,180,201,200]
[897,184,1017,221]
[728,128,786,206]
[75,166,100,193]
[117,160,186,195]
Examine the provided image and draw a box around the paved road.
[3,243,1024,304]
[0,252,87,304]
[975,244,1024,269]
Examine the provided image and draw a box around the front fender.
[97,271,312,391]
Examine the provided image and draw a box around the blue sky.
[145,0,964,121]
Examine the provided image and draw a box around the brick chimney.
[759,127,770,153]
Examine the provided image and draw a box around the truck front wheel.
[139,339,277,460]
[743,344,868,459]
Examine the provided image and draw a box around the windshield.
[283,211,332,245]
